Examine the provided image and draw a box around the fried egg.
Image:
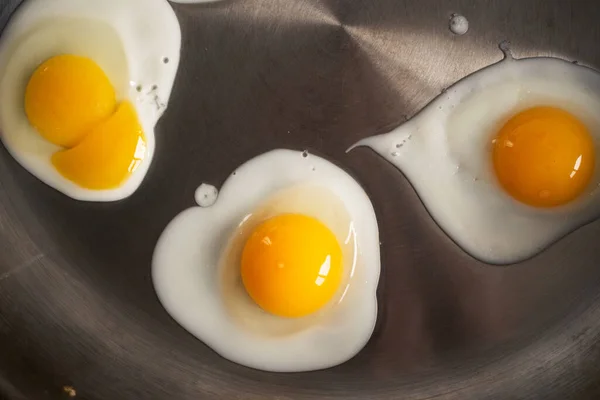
[0,0,181,201]
[350,45,600,265]
[152,149,380,372]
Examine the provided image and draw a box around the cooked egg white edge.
[351,54,600,264]
[0,0,181,201]
[152,149,381,372]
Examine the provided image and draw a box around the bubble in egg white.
[152,149,380,372]
[449,14,469,35]
[0,0,181,201]
[350,46,600,265]
[195,183,219,207]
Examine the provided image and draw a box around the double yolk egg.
[25,54,146,190]
[0,0,181,201]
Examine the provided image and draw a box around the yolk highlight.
[241,214,343,318]
[492,106,595,207]
[51,101,146,190]
[25,55,116,148]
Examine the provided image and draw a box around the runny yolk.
[25,54,116,148]
[492,106,595,207]
[24,54,146,190]
[51,101,146,190]
[241,214,343,318]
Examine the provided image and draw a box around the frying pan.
[1,0,600,399]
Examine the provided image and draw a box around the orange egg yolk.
[51,102,146,190]
[241,214,343,318]
[492,106,595,207]
[24,55,146,190]
[25,55,116,148]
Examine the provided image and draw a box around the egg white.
[351,48,600,265]
[152,149,380,372]
[0,0,181,201]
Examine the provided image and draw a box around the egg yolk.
[241,214,343,318]
[52,101,146,190]
[25,55,116,148]
[492,106,595,207]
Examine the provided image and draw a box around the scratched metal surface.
[1,0,600,399]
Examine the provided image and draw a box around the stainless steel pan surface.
[1,0,600,399]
